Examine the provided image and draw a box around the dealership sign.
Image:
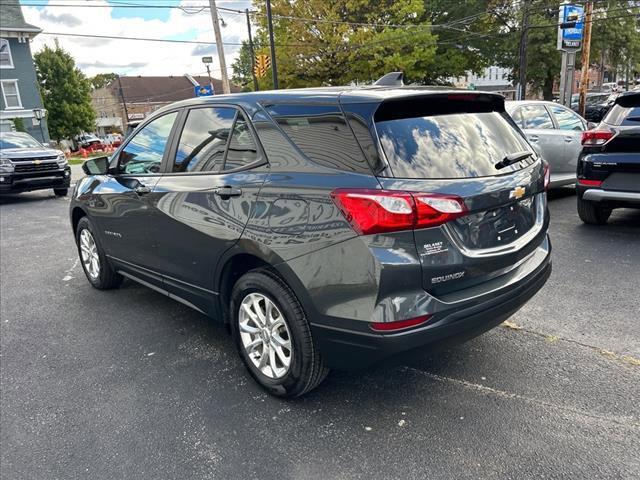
[557,3,584,51]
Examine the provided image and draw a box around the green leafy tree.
[89,72,118,90]
[34,41,96,141]
[231,41,257,91]
[251,0,437,88]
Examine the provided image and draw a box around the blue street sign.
[194,84,214,97]
[557,4,584,51]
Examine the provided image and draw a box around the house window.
[1,80,22,109]
[0,39,13,68]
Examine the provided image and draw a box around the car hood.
[0,147,61,159]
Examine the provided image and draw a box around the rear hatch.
[371,93,548,295]
[581,93,640,189]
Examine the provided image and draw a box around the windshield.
[376,111,536,179]
[0,133,43,150]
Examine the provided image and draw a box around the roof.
[153,85,500,112]
[0,0,42,33]
[112,75,241,104]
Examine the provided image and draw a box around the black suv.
[70,86,552,397]
[0,132,71,195]
[577,91,640,224]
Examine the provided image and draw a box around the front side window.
[0,39,13,68]
[172,107,236,173]
[117,112,177,174]
[1,80,22,108]
[520,105,554,129]
[549,105,584,131]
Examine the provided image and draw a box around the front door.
[95,111,179,282]
[150,106,268,312]
[547,104,586,175]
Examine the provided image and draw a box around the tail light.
[331,189,467,235]
[578,179,603,187]
[370,314,432,332]
[581,128,615,146]
[543,162,550,190]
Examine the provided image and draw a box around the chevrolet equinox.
[70,85,552,397]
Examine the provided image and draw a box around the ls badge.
[509,186,526,200]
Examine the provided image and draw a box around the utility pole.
[265,0,279,89]
[245,9,259,91]
[117,74,129,127]
[578,1,593,117]
[518,0,530,100]
[209,0,231,94]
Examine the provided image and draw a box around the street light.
[32,108,46,142]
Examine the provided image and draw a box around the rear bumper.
[581,188,640,204]
[0,167,71,194]
[311,241,552,370]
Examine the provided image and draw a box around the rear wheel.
[230,269,328,397]
[54,188,68,196]
[75,217,122,289]
[577,197,611,225]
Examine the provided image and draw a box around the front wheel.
[75,217,122,289]
[577,197,611,225]
[230,269,328,397]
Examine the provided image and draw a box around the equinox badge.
[509,186,526,200]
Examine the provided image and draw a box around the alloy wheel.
[238,292,293,379]
[79,229,100,280]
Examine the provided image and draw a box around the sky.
[20,0,253,78]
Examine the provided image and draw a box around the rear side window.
[376,111,535,179]
[173,107,236,173]
[265,104,371,173]
[224,115,259,171]
[549,105,584,131]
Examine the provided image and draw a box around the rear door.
[547,104,586,176]
[150,105,268,312]
[515,104,566,175]
[368,93,548,295]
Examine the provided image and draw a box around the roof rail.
[373,72,404,87]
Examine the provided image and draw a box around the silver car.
[506,101,591,188]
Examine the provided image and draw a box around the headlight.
[57,153,68,168]
[0,157,14,173]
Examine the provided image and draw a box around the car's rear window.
[375,111,535,179]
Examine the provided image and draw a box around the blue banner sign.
[194,84,214,97]
[557,3,584,51]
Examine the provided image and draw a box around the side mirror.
[82,156,110,175]
[587,121,597,130]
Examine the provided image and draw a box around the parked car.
[102,133,123,148]
[506,100,590,188]
[0,132,71,196]
[70,85,552,397]
[73,133,103,152]
[576,91,640,224]
[570,92,618,123]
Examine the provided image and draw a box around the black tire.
[54,188,68,196]
[577,197,611,225]
[75,217,123,289]
[230,268,329,397]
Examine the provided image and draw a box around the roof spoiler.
[374,72,404,87]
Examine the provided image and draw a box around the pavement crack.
[403,367,640,429]
[499,322,640,367]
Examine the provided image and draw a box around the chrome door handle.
[134,185,152,195]
[528,135,538,142]
[214,186,242,198]
[564,136,574,142]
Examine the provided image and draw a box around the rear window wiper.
[495,151,534,170]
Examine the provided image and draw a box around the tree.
[251,0,437,88]
[34,41,96,141]
[89,72,118,90]
[231,41,256,91]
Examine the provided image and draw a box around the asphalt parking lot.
[1,170,639,479]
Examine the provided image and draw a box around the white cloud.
[23,0,250,78]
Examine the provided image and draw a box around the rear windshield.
[376,111,535,179]
[604,104,640,126]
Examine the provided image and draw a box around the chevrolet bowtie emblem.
[510,186,526,200]
[34,160,42,164]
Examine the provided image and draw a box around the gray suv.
[70,86,552,397]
